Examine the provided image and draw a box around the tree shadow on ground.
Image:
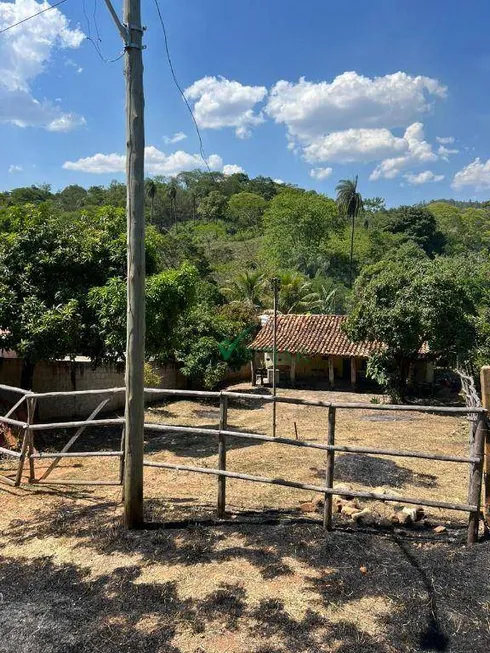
[315,453,438,489]
[143,424,266,458]
[32,421,265,459]
[3,499,490,652]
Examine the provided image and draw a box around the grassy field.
[1,384,489,652]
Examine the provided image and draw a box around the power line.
[152,0,211,173]
[93,0,102,42]
[86,34,124,63]
[0,0,68,35]
[83,0,124,64]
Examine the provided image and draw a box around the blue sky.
[1,0,490,205]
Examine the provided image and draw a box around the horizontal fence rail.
[11,385,484,413]
[143,459,478,513]
[0,383,487,544]
[142,423,481,465]
[30,451,123,459]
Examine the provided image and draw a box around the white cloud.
[266,71,446,144]
[47,113,86,132]
[222,164,244,176]
[273,178,284,184]
[65,58,82,74]
[8,164,22,173]
[0,0,85,131]
[163,131,187,144]
[369,123,437,180]
[206,154,223,171]
[452,158,490,190]
[436,136,455,144]
[63,146,235,177]
[438,144,459,160]
[403,170,445,185]
[185,76,267,138]
[309,167,333,180]
[63,152,125,174]
[304,127,406,164]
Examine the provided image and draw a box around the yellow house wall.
[263,352,346,379]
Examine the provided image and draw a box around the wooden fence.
[0,383,487,545]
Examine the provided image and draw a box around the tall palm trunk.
[349,213,355,288]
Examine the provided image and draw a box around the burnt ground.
[0,385,489,652]
[0,499,489,653]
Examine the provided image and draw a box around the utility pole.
[104,0,146,528]
[272,277,279,438]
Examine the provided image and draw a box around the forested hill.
[1,170,490,390]
[2,172,490,313]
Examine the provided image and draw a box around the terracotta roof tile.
[249,314,380,358]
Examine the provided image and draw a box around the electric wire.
[152,0,211,172]
[84,0,124,63]
[0,0,68,35]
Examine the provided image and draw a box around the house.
[248,314,433,387]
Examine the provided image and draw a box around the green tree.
[167,180,178,226]
[197,190,227,222]
[56,184,88,211]
[345,255,477,401]
[276,271,321,314]
[8,185,53,206]
[427,202,464,253]
[145,179,157,224]
[227,192,267,231]
[88,263,199,362]
[336,176,363,287]
[223,270,266,309]
[0,205,163,388]
[261,189,339,273]
[381,205,445,256]
[175,301,257,388]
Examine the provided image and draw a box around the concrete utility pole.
[104,0,146,528]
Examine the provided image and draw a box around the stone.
[352,509,375,526]
[433,525,447,534]
[341,500,361,517]
[299,502,316,513]
[334,484,355,500]
[335,499,345,513]
[313,497,325,510]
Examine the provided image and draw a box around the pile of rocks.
[298,483,449,534]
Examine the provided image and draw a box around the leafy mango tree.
[91,270,258,389]
[0,204,164,388]
[345,252,478,401]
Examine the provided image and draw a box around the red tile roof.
[249,314,381,358]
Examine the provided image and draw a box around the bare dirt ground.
[1,384,489,652]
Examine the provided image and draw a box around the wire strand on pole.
[0,0,68,35]
[152,0,211,173]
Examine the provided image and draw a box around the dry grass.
[0,384,489,652]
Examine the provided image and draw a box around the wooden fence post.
[217,393,228,518]
[119,427,126,499]
[14,426,30,487]
[323,406,336,530]
[480,366,490,528]
[27,396,37,483]
[467,414,485,545]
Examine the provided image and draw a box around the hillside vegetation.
[1,172,489,392]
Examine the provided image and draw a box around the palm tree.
[145,179,156,224]
[277,271,321,314]
[222,270,266,309]
[167,180,177,226]
[335,175,363,287]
